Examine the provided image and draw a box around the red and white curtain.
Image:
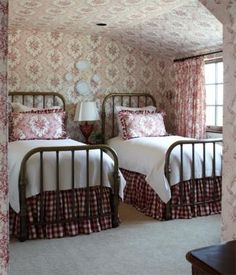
[174,57,206,139]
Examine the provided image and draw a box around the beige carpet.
[9,203,221,275]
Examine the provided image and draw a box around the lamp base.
[79,122,94,144]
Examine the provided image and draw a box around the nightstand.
[186,240,236,275]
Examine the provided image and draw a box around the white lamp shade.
[74,101,99,122]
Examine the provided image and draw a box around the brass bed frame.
[101,92,222,220]
[9,92,120,241]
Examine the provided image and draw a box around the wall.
[8,29,175,141]
[200,0,236,241]
[0,1,8,274]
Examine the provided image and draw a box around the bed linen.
[9,138,125,213]
[107,135,222,203]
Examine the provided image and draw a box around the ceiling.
[9,0,223,59]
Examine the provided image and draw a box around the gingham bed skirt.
[10,186,114,239]
[121,169,221,220]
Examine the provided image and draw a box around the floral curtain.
[174,57,206,139]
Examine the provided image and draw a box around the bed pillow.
[116,105,156,113]
[116,106,156,137]
[118,111,167,140]
[9,109,67,141]
[11,102,62,112]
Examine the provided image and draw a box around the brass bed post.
[101,96,107,143]
[19,167,28,242]
[104,145,120,227]
[99,149,104,217]
[71,150,76,221]
[86,149,90,220]
[40,152,45,228]
[164,148,172,220]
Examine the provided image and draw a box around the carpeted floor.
[9,203,221,275]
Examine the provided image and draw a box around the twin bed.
[9,92,124,241]
[9,91,222,241]
[101,93,222,220]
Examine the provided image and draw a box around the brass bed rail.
[9,91,66,110]
[18,144,120,241]
[164,138,223,220]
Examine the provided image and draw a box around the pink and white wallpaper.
[8,0,222,58]
[8,29,176,141]
[0,1,8,274]
[200,0,236,241]
[0,1,235,273]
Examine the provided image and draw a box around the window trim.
[206,125,222,133]
[205,58,223,131]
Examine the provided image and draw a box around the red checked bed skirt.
[121,168,221,220]
[10,186,114,240]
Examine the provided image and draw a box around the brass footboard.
[18,144,120,241]
[164,138,223,220]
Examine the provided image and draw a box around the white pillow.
[115,105,156,113]
[11,102,36,112]
[11,102,61,112]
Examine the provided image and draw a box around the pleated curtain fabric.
[174,57,206,139]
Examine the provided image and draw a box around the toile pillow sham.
[117,111,167,140]
[9,109,67,141]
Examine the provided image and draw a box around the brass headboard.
[101,92,156,142]
[9,92,66,111]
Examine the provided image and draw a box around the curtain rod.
[174,50,223,62]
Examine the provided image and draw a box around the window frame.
[205,58,223,133]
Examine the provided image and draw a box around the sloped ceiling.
[9,0,222,59]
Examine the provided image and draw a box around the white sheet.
[107,136,222,203]
[9,139,125,213]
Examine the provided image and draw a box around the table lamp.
[74,101,99,143]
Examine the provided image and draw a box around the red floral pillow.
[118,111,167,140]
[9,109,67,141]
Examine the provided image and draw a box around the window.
[204,59,223,131]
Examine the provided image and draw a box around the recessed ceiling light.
[96,23,107,26]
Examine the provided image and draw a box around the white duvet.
[9,139,125,213]
[107,136,222,203]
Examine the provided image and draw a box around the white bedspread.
[9,139,125,213]
[107,136,222,203]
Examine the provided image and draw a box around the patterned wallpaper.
[8,29,175,141]
[200,0,236,242]
[0,1,8,274]
[8,0,222,58]
[0,2,234,274]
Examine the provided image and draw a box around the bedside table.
[186,240,236,275]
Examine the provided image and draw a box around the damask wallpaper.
[8,29,176,141]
